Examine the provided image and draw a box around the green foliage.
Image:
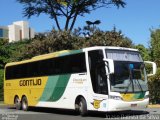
[17,0,126,31]
[6,40,32,62]
[21,28,133,58]
[0,39,10,69]
[22,30,81,58]
[148,28,160,104]
[0,38,8,44]
[0,69,4,101]
[150,28,160,67]
[0,38,31,68]
[148,68,160,104]
[134,44,150,61]
[84,28,133,47]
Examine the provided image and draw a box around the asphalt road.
[0,105,160,120]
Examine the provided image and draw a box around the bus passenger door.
[88,50,109,111]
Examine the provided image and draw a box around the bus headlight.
[109,95,123,100]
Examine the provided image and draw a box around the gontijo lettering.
[19,79,41,86]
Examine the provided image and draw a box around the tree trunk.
[46,0,61,31]
[54,15,61,31]
[65,17,70,31]
[69,13,78,31]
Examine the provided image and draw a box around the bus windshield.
[109,61,148,93]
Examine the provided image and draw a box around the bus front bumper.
[107,98,149,111]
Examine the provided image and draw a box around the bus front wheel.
[14,96,21,110]
[78,97,88,116]
[21,96,29,111]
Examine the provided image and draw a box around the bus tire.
[14,96,21,110]
[79,97,88,116]
[21,96,29,111]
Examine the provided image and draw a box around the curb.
[0,101,4,105]
[147,105,160,108]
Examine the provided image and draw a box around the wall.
[8,21,35,42]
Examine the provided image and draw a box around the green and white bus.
[4,46,156,116]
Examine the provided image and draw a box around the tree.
[21,27,133,58]
[83,27,133,47]
[134,44,150,61]
[21,30,85,58]
[148,68,160,104]
[150,28,160,67]
[0,39,10,69]
[17,0,126,31]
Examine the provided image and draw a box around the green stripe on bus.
[39,74,71,102]
[59,49,82,57]
[134,92,145,99]
[39,76,59,101]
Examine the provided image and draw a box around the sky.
[0,0,160,47]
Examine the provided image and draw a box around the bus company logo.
[73,78,86,84]
[19,79,42,86]
[91,99,103,109]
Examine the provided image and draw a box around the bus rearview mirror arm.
[103,59,114,74]
[144,61,157,77]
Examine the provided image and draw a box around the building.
[0,21,35,42]
[8,21,35,42]
[0,26,9,39]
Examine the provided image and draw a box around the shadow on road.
[105,110,149,119]
[8,106,149,118]
[87,110,149,118]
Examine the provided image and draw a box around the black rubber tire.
[21,96,29,111]
[14,96,21,110]
[79,97,88,116]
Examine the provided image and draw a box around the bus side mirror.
[103,59,114,74]
[144,61,157,77]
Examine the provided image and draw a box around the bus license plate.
[131,104,137,107]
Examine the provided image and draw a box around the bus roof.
[6,49,83,67]
[83,46,139,52]
[5,46,139,67]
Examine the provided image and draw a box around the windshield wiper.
[123,80,132,94]
[135,79,143,92]
[124,67,134,94]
